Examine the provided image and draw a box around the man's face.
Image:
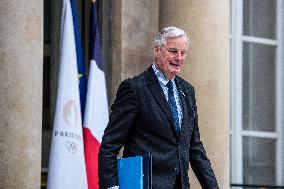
[155,36,188,80]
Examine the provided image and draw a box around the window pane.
[230,0,232,34]
[243,0,276,39]
[230,135,233,181]
[243,137,276,186]
[242,42,276,131]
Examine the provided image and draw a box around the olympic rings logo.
[65,141,78,154]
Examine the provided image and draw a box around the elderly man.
[98,26,219,189]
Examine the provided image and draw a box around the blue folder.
[117,156,143,189]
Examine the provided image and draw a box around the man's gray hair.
[154,26,190,47]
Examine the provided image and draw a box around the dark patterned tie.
[167,81,180,133]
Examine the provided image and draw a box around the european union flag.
[70,0,87,117]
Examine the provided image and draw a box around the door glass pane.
[243,137,276,186]
[242,42,276,131]
[230,0,232,33]
[243,0,276,39]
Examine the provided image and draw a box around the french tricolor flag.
[83,2,109,189]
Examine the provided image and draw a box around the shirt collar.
[151,63,175,86]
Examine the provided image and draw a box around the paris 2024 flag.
[83,2,109,189]
[47,0,87,188]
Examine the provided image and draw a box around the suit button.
[177,145,180,149]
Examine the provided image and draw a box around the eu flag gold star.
[78,73,82,84]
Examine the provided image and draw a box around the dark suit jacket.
[98,66,218,189]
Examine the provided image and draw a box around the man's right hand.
[107,186,119,189]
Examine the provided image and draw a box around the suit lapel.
[146,67,178,137]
